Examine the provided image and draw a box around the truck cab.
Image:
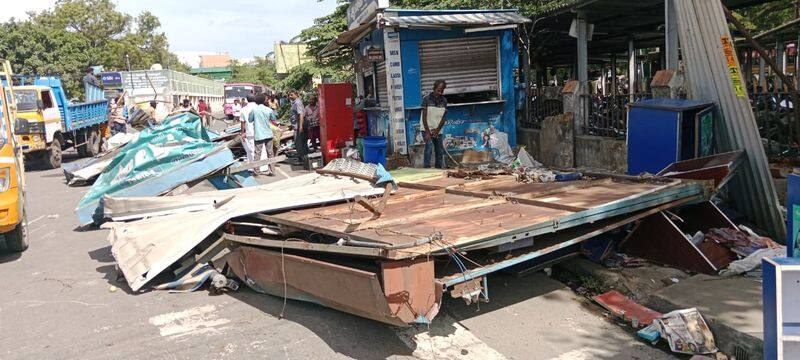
[14,85,63,168]
[0,60,28,252]
[11,76,109,169]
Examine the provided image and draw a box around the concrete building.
[200,54,232,68]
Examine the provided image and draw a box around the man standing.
[289,90,307,164]
[197,99,209,127]
[233,99,243,121]
[249,94,276,176]
[240,94,257,163]
[421,80,447,169]
[82,67,102,89]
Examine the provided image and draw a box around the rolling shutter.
[376,61,388,108]
[419,37,499,96]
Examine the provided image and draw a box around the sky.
[0,0,339,67]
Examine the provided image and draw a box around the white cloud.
[0,0,55,22]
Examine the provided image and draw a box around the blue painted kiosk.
[324,6,529,163]
[764,174,800,359]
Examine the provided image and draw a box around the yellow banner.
[720,36,746,97]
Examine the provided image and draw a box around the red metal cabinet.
[317,83,355,163]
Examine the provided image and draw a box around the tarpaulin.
[75,113,234,224]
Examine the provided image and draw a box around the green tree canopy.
[230,57,280,89]
[0,0,188,96]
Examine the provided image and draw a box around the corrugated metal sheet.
[419,37,499,96]
[383,11,530,27]
[376,61,388,108]
[674,0,785,239]
[105,173,387,291]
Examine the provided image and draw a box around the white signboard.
[123,71,169,90]
[383,28,406,154]
[347,0,389,30]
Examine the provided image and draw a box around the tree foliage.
[733,0,800,34]
[0,0,188,96]
[230,57,280,89]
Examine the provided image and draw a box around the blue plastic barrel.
[362,136,387,167]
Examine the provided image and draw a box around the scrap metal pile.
[87,143,723,326]
[65,112,286,225]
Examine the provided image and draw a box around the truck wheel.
[87,129,101,157]
[5,210,28,252]
[45,138,62,169]
[76,129,88,157]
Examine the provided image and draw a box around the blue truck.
[13,76,110,168]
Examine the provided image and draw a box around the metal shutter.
[376,61,388,108]
[419,37,499,96]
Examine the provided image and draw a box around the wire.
[278,241,288,320]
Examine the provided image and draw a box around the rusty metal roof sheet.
[264,173,708,260]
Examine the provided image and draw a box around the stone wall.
[539,113,575,168]
[575,135,627,173]
[517,126,628,173]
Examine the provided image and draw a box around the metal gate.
[419,37,499,96]
[376,61,388,108]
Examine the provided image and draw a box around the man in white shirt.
[233,99,243,120]
[240,94,257,163]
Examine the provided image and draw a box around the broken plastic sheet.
[719,246,786,276]
[63,133,139,186]
[75,113,232,224]
[105,171,388,292]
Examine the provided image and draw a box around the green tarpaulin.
[76,113,232,224]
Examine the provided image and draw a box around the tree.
[0,0,190,96]
[732,0,800,34]
[231,57,280,88]
[0,20,91,96]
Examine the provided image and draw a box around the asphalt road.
[0,150,678,360]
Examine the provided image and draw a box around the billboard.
[274,43,313,75]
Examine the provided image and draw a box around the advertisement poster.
[408,108,504,154]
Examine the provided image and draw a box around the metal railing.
[750,91,799,159]
[583,93,651,138]
[522,86,563,129]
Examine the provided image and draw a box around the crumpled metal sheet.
[227,246,442,326]
[105,173,386,292]
[103,193,234,221]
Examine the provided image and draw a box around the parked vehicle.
[224,83,263,103]
[13,77,109,168]
[0,60,29,252]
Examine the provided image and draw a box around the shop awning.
[382,11,530,27]
[320,10,530,56]
[321,20,376,56]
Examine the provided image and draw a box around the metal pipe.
[343,234,435,250]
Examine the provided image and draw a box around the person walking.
[240,94,257,163]
[304,95,321,152]
[421,80,448,169]
[249,93,276,176]
[289,90,307,164]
